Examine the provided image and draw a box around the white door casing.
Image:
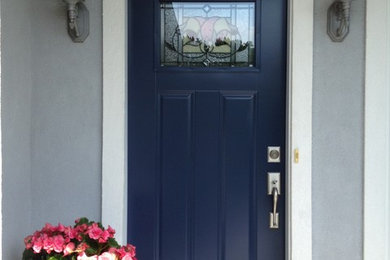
[101,0,313,259]
[102,0,128,245]
[364,0,390,259]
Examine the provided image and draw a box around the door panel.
[222,93,256,260]
[159,93,193,260]
[128,0,286,259]
[193,92,220,260]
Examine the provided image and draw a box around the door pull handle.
[268,172,280,229]
[270,187,279,228]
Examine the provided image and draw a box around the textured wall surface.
[1,0,103,259]
[28,0,102,228]
[312,0,365,259]
[1,0,33,258]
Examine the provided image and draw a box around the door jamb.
[102,0,314,259]
[364,0,390,258]
[286,0,313,259]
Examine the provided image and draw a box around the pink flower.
[75,224,88,240]
[98,252,118,260]
[63,242,75,256]
[114,244,136,259]
[53,235,65,253]
[106,225,115,237]
[88,223,103,240]
[76,242,89,253]
[42,223,56,233]
[57,223,66,232]
[43,235,54,254]
[23,218,136,260]
[122,255,136,260]
[64,226,79,240]
[24,235,33,249]
[124,244,136,257]
[77,253,98,260]
[77,223,89,234]
[98,230,111,243]
[32,237,43,253]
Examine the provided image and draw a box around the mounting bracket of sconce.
[327,0,352,42]
[63,0,89,43]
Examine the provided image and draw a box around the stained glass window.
[161,2,256,67]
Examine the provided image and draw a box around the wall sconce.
[327,0,352,42]
[63,0,89,43]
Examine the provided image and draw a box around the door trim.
[286,0,313,259]
[102,0,313,259]
[364,0,390,259]
[102,0,128,245]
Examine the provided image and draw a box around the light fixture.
[63,0,89,43]
[327,0,352,42]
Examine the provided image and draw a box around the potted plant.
[22,217,136,260]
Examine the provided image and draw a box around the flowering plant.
[22,217,137,260]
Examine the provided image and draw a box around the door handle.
[268,172,280,229]
[271,187,279,228]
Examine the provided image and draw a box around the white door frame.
[364,0,390,259]
[101,0,313,259]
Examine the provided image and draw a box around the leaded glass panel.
[161,2,256,67]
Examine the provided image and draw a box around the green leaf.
[107,238,120,249]
[22,249,35,260]
[75,217,89,226]
[85,247,98,256]
[85,236,99,249]
[97,222,104,229]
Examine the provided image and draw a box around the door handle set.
[268,172,281,229]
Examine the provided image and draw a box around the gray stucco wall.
[312,0,365,259]
[28,0,102,227]
[1,0,102,259]
[1,0,33,259]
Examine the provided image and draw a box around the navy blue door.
[128,0,286,259]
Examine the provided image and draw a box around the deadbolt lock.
[267,146,281,163]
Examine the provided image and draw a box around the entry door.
[128,0,286,259]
